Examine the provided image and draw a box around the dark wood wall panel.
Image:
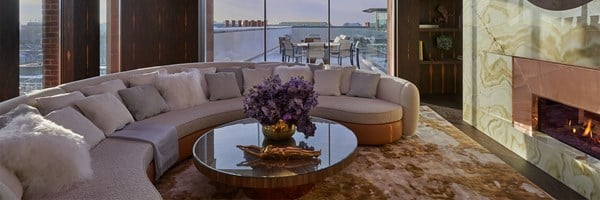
[395,0,420,85]
[121,0,198,71]
[61,0,100,83]
[0,0,20,100]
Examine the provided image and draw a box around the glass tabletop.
[193,117,357,179]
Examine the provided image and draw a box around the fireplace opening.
[538,98,600,159]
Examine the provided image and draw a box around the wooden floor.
[422,96,584,200]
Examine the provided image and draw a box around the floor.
[421,95,585,199]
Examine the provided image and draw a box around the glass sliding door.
[330,0,388,73]
[19,0,44,94]
[265,0,328,64]
[213,0,265,62]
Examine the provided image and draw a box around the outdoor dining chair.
[331,39,352,65]
[282,41,303,63]
[306,42,326,64]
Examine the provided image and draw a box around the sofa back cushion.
[330,66,356,94]
[273,65,313,83]
[80,79,127,102]
[155,71,207,110]
[346,71,381,99]
[313,69,343,96]
[35,91,85,115]
[75,93,135,135]
[126,69,167,87]
[118,85,170,121]
[242,68,272,94]
[45,106,105,149]
[205,72,242,101]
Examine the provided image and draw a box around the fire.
[566,118,599,144]
[583,119,592,137]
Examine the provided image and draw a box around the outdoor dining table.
[293,42,340,48]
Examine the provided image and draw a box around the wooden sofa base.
[146,120,403,180]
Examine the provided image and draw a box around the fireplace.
[537,98,600,159]
[513,57,600,157]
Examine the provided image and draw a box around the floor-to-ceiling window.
[19,0,44,94]
[213,0,265,62]
[100,0,107,75]
[210,0,390,73]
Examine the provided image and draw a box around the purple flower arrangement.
[243,75,318,137]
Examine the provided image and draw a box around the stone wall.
[462,0,600,199]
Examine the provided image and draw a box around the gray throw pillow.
[75,93,135,136]
[0,104,40,129]
[45,107,105,149]
[35,91,85,115]
[205,72,242,101]
[80,79,127,102]
[118,85,170,121]
[216,67,244,93]
[346,71,381,99]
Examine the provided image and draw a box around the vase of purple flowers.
[243,75,318,140]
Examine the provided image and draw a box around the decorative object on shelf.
[418,40,424,61]
[236,145,321,159]
[418,24,439,29]
[434,5,453,24]
[436,34,453,51]
[262,119,296,140]
[243,75,318,139]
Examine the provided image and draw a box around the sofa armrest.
[376,77,420,137]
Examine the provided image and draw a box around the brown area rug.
[155,106,552,199]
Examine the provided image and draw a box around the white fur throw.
[0,113,93,199]
[155,70,208,110]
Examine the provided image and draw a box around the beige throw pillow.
[45,107,105,149]
[79,79,127,102]
[155,71,208,110]
[74,93,134,136]
[35,91,85,115]
[242,68,272,94]
[205,72,242,101]
[126,69,167,87]
[314,69,343,96]
[330,66,357,94]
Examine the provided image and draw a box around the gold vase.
[262,119,296,141]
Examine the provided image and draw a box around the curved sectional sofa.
[0,62,419,199]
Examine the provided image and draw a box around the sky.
[214,0,387,26]
[19,0,385,26]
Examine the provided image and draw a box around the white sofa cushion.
[75,93,135,136]
[45,107,105,149]
[183,67,216,97]
[155,71,208,110]
[0,104,40,129]
[35,91,85,115]
[80,79,127,102]
[42,138,159,200]
[273,65,313,83]
[314,69,343,96]
[311,95,402,124]
[0,113,92,199]
[242,68,272,94]
[139,97,245,138]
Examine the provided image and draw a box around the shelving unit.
[395,0,462,97]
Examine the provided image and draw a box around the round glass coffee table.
[192,117,357,199]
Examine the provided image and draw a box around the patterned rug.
[155,106,552,199]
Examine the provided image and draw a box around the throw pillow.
[45,107,105,149]
[126,69,167,87]
[0,113,92,199]
[346,71,381,99]
[35,91,85,115]
[242,68,272,94]
[0,104,40,129]
[183,67,216,97]
[330,66,357,94]
[155,71,208,110]
[313,69,343,96]
[118,85,170,121]
[216,67,244,93]
[273,65,313,83]
[79,79,127,102]
[75,93,135,135]
[205,72,242,101]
